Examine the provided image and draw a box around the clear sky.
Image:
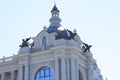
[0,0,120,80]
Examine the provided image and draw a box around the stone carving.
[55,29,77,40]
[82,43,92,52]
[93,63,103,80]
[19,37,31,48]
[66,29,77,40]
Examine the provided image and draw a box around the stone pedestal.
[84,52,93,58]
[18,47,31,54]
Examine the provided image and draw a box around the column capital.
[54,56,60,60]
[69,56,76,61]
[86,64,93,70]
[24,63,30,66]
[59,56,66,60]
[9,70,14,75]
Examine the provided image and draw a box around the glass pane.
[36,73,40,78]
[50,70,54,76]
[45,77,49,80]
[41,78,44,80]
[40,70,44,77]
[45,68,49,76]
[36,79,39,80]
[50,77,54,80]
[42,36,47,46]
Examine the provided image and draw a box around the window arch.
[42,36,47,46]
[78,70,82,80]
[35,66,54,80]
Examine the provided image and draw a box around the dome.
[47,26,59,33]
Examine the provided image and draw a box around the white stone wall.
[0,45,103,80]
[0,30,103,80]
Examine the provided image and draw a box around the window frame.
[35,67,54,80]
[42,36,47,46]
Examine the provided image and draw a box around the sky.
[0,0,120,80]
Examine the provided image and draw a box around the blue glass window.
[42,36,47,46]
[35,67,54,80]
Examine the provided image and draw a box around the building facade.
[0,5,103,80]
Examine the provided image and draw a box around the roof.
[51,4,59,12]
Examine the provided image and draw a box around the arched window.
[35,67,54,80]
[42,36,47,46]
[78,71,82,80]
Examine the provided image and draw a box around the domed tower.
[49,4,61,27]
[18,4,103,80]
[0,4,103,80]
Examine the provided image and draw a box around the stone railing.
[0,56,14,63]
[31,39,82,52]
[54,39,82,49]
[31,44,54,53]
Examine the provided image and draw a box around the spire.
[49,4,61,27]
[51,3,59,13]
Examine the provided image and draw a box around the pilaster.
[71,57,77,80]
[25,64,29,80]
[1,72,4,80]
[66,58,70,80]
[11,71,14,80]
[61,57,66,80]
[87,61,92,80]
[55,58,59,80]
[18,64,23,80]
[76,60,79,80]
[87,58,93,80]
[87,68,92,80]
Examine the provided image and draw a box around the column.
[11,71,14,80]
[66,58,70,80]
[25,64,29,80]
[55,58,59,80]
[61,57,66,80]
[76,61,79,80]
[2,72,4,80]
[71,57,76,80]
[18,65,23,80]
[87,67,92,80]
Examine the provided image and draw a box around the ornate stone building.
[0,5,103,80]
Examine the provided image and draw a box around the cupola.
[47,4,62,33]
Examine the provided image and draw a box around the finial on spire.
[73,29,77,33]
[54,2,56,6]
[51,3,59,12]
[54,0,56,5]
[43,26,47,30]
